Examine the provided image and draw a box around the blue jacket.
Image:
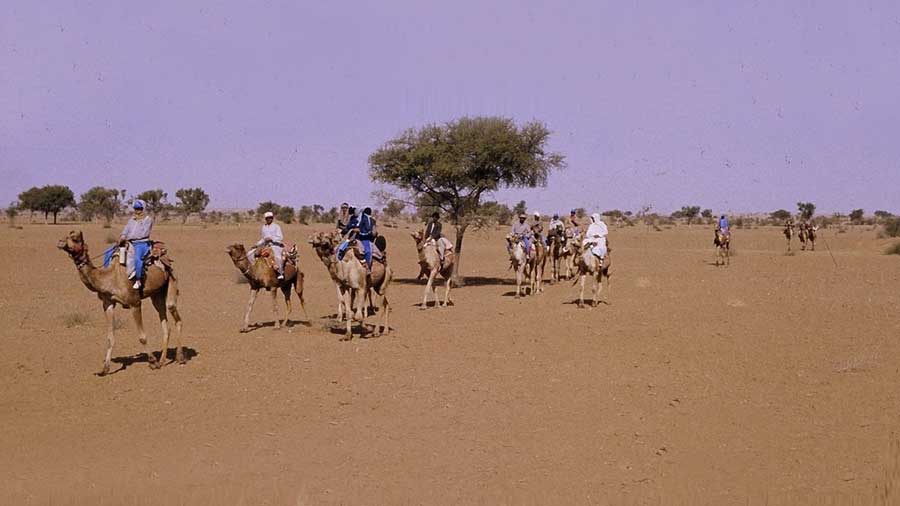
[357,214,375,240]
[341,215,359,237]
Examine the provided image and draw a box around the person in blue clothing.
[104,199,153,289]
[717,215,730,236]
[337,206,376,270]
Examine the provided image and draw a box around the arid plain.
[1,222,899,505]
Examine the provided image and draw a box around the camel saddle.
[257,242,298,270]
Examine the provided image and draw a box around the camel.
[226,243,309,332]
[309,231,392,339]
[411,230,454,309]
[564,232,583,279]
[574,248,612,308]
[783,221,794,252]
[548,232,568,282]
[799,223,816,251]
[506,234,532,298]
[58,230,184,376]
[714,229,731,266]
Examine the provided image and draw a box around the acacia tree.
[37,185,76,224]
[135,189,168,216]
[797,201,816,220]
[175,187,210,224]
[79,187,122,225]
[369,116,565,282]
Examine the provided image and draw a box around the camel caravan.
[60,197,787,376]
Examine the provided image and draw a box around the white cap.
[264,211,274,218]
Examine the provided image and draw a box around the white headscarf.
[585,213,608,241]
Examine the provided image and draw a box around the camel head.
[308,232,338,259]
[58,230,88,261]
[226,244,249,267]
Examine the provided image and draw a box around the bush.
[886,242,900,256]
[884,218,900,238]
[62,312,91,328]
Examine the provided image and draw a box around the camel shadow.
[241,319,313,333]
[563,299,610,306]
[410,300,455,308]
[107,346,199,375]
[326,323,389,339]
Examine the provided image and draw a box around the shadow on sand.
[106,346,199,375]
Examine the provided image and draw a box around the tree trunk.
[451,224,468,286]
[52,211,58,224]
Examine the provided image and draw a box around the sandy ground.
[1,222,899,505]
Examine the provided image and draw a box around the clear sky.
[2,1,898,214]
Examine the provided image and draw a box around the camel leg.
[150,294,168,369]
[421,270,435,309]
[379,292,390,336]
[442,277,451,307]
[132,304,148,346]
[341,290,353,340]
[166,282,185,365]
[515,266,522,299]
[281,285,293,327]
[295,283,310,323]
[271,289,281,329]
[335,285,344,321]
[593,274,602,307]
[100,300,115,376]
[578,274,586,308]
[241,289,259,332]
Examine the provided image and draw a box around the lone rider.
[510,213,534,254]
[256,211,285,280]
[111,199,154,290]
[583,213,609,260]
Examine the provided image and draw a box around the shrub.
[63,312,91,328]
[884,218,900,238]
[886,242,900,256]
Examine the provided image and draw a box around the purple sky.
[2,1,898,214]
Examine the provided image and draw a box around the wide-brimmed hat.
[518,213,527,219]
[264,211,274,219]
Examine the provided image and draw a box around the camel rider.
[717,215,731,237]
[548,213,565,236]
[338,206,376,270]
[424,211,446,260]
[255,211,285,280]
[336,202,351,231]
[509,213,534,254]
[107,199,154,290]
[583,213,609,260]
[565,209,581,235]
[531,212,544,246]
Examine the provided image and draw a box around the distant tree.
[135,189,168,216]
[849,208,865,224]
[370,116,565,281]
[79,187,122,225]
[476,201,515,226]
[574,207,587,219]
[770,209,791,222]
[874,210,894,221]
[512,200,528,217]
[256,201,281,218]
[797,201,816,220]
[319,206,338,224]
[17,187,42,221]
[277,206,295,224]
[175,187,210,224]
[312,204,324,221]
[679,205,701,224]
[602,209,624,220]
[231,212,242,225]
[27,185,75,224]
[298,205,315,224]
[884,217,900,238]
[382,199,406,220]
[701,209,713,220]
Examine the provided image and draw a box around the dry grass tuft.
[62,312,91,328]
[886,242,900,256]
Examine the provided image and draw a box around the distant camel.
[574,249,612,308]
[548,232,571,282]
[58,230,184,375]
[714,229,731,266]
[411,230,454,309]
[226,243,308,332]
[506,234,532,298]
[309,231,392,339]
[565,232,583,279]
[799,222,817,251]
[783,221,794,252]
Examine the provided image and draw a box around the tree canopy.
[135,189,169,216]
[79,187,124,225]
[369,116,565,281]
[175,187,210,223]
[17,185,76,223]
[797,202,816,220]
[770,209,791,221]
